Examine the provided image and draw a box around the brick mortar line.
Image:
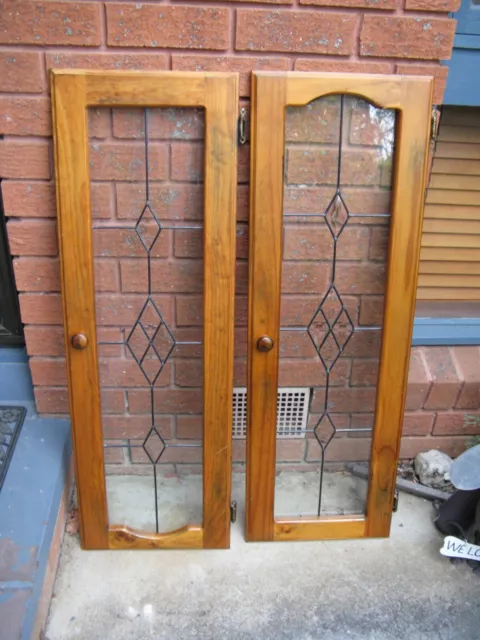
[417,347,433,413]
[33,49,449,65]
[99,1,108,51]
[449,346,467,410]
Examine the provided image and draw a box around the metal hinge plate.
[393,488,400,513]
[238,108,247,145]
[431,107,439,142]
[230,500,237,523]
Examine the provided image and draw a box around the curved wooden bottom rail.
[109,524,203,549]
[273,516,366,542]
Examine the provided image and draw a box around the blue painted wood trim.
[0,347,28,364]
[443,48,480,105]
[0,397,71,640]
[413,318,480,345]
[0,348,33,403]
[452,33,480,49]
[442,0,480,104]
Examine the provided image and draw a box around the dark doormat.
[0,406,27,491]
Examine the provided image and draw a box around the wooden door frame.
[51,70,238,549]
[247,72,433,542]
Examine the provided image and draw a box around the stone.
[414,449,453,489]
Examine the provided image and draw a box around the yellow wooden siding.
[418,106,480,301]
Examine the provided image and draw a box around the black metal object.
[0,406,27,491]
[0,185,24,346]
[95,109,204,533]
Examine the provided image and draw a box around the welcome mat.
[0,406,27,491]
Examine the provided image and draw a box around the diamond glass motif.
[135,204,163,252]
[324,193,349,239]
[281,95,370,516]
[307,285,355,372]
[142,428,166,464]
[93,106,207,535]
[313,414,336,450]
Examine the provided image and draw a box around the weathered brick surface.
[405,349,431,411]
[359,296,384,326]
[106,4,229,50]
[301,0,395,7]
[287,147,384,185]
[402,412,436,437]
[236,10,357,55]
[0,1,101,46]
[399,436,467,459]
[116,183,203,221]
[452,347,480,410]
[0,51,46,93]
[0,141,51,179]
[45,52,169,71]
[0,96,51,136]
[89,143,168,181]
[93,227,170,259]
[433,411,480,436]
[7,220,58,256]
[13,257,118,292]
[2,181,109,219]
[405,0,461,11]
[19,294,62,325]
[113,107,204,141]
[172,55,291,97]
[423,347,462,410]
[294,59,393,74]
[0,0,469,471]
[360,16,456,60]
[350,359,379,387]
[95,294,173,327]
[283,226,369,261]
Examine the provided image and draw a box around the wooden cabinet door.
[51,71,238,549]
[246,72,433,542]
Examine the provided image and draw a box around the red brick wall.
[2,0,478,473]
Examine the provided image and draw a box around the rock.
[414,450,453,489]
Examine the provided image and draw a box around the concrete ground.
[104,470,367,532]
[46,475,480,640]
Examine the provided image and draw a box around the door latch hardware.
[71,333,88,350]
[238,108,247,145]
[257,336,274,352]
[230,500,237,523]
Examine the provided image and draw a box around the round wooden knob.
[257,336,274,352]
[71,333,88,350]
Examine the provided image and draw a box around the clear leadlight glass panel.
[276,95,396,518]
[88,106,205,533]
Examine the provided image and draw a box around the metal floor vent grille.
[232,388,310,439]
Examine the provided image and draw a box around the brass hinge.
[393,488,400,513]
[431,107,439,143]
[230,500,237,523]
[238,108,247,145]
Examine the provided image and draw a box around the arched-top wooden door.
[247,72,433,542]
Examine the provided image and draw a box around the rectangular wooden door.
[51,70,238,549]
[247,72,433,542]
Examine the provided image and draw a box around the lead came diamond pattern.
[94,108,205,534]
[135,204,163,252]
[309,95,351,516]
[126,298,175,385]
[282,95,365,517]
[142,428,166,464]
